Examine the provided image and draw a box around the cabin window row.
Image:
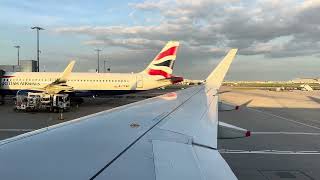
[1,79,129,83]
[68,79,129,83]
[2,78,58,81]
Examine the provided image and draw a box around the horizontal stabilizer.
[218,121,250,139]
[157,76,184,84]
[206,49,238,89]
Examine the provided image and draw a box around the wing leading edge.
[0,49,239,180]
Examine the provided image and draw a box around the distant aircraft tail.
[142,41,179,78]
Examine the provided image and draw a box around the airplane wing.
[31,61,75,93]
[0,49,245,180]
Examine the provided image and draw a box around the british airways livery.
[0,41,183,96]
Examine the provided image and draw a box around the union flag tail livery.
[143,41,179,78]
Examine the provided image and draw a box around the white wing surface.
[0,50,238,180]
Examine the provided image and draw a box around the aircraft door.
[136,75,143,88]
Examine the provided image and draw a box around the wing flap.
[193,145,237,180]
[152,140,237,180]
[153,140,204,180]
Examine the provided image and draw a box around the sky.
[0,0,320,81]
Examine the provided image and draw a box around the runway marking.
[219,149,320,155]
[247,108,320,131]
[252,131,320,136]
[0,129,34,132]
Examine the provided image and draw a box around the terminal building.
[0,60,37,72]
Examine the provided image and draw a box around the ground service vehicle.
[15,90,70,112]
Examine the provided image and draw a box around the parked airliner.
[0,41,183,96]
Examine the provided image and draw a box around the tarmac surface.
[219,88,320,180]
[1,87,320,179]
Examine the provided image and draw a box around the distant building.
[20,60,37,72]
[0,65,20,72]
[0,60,37,72]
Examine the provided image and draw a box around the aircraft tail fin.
[142,41,179,78]
[205,49,238,89]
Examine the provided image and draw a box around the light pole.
[14,45,20,66]
[104,60,110,72]
[31,26,44,72]
[104,60,107,73]
[95,49,102,73]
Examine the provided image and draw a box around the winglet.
[58,60,75,82]
[206,49,238,89]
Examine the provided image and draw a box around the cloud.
[54,0,320,58]
[49,0,320,80]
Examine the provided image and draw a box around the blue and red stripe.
[0,76,15,78]
[155,46,178,61]
[148,69,171,78]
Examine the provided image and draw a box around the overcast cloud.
[55,0,320,58]
[1,0,320,80]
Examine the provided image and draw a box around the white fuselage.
[0,72,171,94]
